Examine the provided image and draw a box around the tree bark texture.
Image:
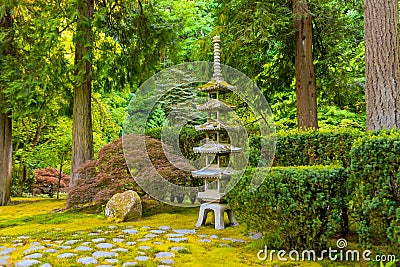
[365,0,400,130]
[293,0,318,130]
[0,9,13,206]
[71,0,94,185]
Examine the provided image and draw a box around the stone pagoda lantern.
[193,36,240,230]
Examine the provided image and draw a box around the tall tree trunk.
[365,0,400,130]
[0,113,12,206]
[71,0,94,185]
[0,9,13,206]
[293,0,318,130]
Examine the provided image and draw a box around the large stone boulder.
[104,190,142,222]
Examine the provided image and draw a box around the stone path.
[0,225,249,267]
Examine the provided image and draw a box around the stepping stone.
[30,242,41,246]
[170,246,188,252]
[57,253,77,259]
[125,242,136,246]
[15,260,41,267]
[97,265,113,267]
[54,241,63,244]
[14,243,24,247]
[141,226,150,229]
[158,265,171,267]
[221,237,247,243]
[92,251,117,258]
[0,256,9,265]
[173,229,195,235]
[57,246,72,250]
[24,246,45,254]
[155,252,175,258]
[167,237,188,243]
[43,249,58,253]
[41,263,52,267]
[219,243,231,247]
[65,240,80,245]
[12,239,23,243]
[96,243,114,249]
[108,226,118,229]
[134,256,149,262]
[197,234,208,238]
[126,226,134,229]
[159,259,174,265]
[145,234,158,238]
[18,236,31,239]
[138,246,151,251]
[122,262,137,266]
[24,253,42,259]
[88,233,99,236]
[43,240,51,243]
[210,235,218,239]
[198,239,211,243]
[105,258,118,264]
[0,247,16,255]
[249,232,263,240]
[111,248,128,253]
[153,242,163,245]
[137,238,150,242]
[122,229,138,235]
[75,246,93,252]
[166,233,184,238]
[112,238,124,243]
[77,256,98,265]
[150,230,165,234]
[92,238,106,243]
[158,226,171,231]
[81,242,91,246]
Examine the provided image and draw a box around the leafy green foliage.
[350,130,400,250]
[226,166,347,250]
[249,128,360,168]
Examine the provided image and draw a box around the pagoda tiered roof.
[194,121,235,132]
[192,166,235,179]
[193,143,241,154]
[198,80,235,93]
[196,99,235,111]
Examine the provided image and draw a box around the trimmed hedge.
[148,127,360,168]
[249,129,360,167]
[226,166,347,250]
[350,130,400,249]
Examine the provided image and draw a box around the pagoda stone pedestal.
[192,36,241,230]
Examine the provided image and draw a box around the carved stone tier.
[193,143,241,154]
[191,166,235,179]
[196,99,235,111]
[194,121,236,132]
[198,81,235,93]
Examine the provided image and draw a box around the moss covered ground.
[0,198,371,266]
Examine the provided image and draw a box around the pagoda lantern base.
[195,203,238,230]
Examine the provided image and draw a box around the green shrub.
[249,129,360,167]
[226,166,347,251]
[350,130,400,249]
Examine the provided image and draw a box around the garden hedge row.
[350,130,400,249]
[249,129,360,167]
[226,166,347,251]
[146,127,360,168]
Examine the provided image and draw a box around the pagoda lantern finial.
[212,35,223,82]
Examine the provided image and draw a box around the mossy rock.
[104,190,142,222]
